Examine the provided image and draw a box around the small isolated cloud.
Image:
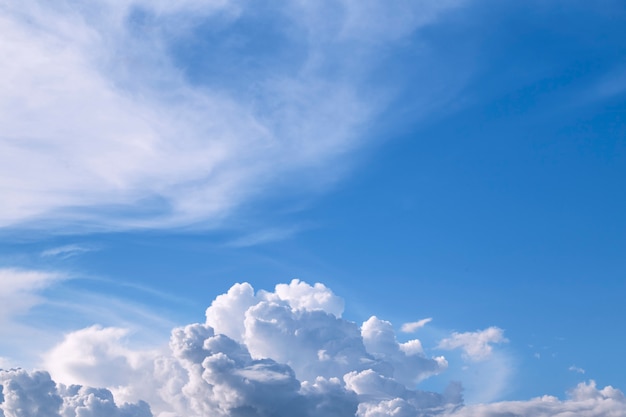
[438,327,508,361]
[569,365,586,374]
[401,318,433,333]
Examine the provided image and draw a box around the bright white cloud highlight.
[438,327,508,361]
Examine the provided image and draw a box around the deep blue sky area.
[1,0,625,412]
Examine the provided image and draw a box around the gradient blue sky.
[1,0,625,413]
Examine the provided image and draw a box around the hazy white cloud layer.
[0,280,622,417]
[0,0,465,231]
[0,268,65,323]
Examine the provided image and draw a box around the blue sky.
[1,1,625,416]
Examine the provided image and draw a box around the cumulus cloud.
[0,0,467,232]
[44,280,452,417]
[3,279,625,417]
[438,327,508,361]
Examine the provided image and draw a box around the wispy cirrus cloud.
[0,0,467,233]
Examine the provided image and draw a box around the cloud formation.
[0,0,466,232]
[1,279,623,417]
[42,280,453,416]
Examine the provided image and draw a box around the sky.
[1,0,625,416]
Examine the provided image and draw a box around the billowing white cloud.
[43,326,156,390]
[4,280,625,417]
[0,0,467,232]
[438,327,508,361]
[43,280,451,416]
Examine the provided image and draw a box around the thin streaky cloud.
[40,244,97,259]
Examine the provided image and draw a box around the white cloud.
[400,318,432,333]
[0,0,467,233]
[438,327,508,361]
